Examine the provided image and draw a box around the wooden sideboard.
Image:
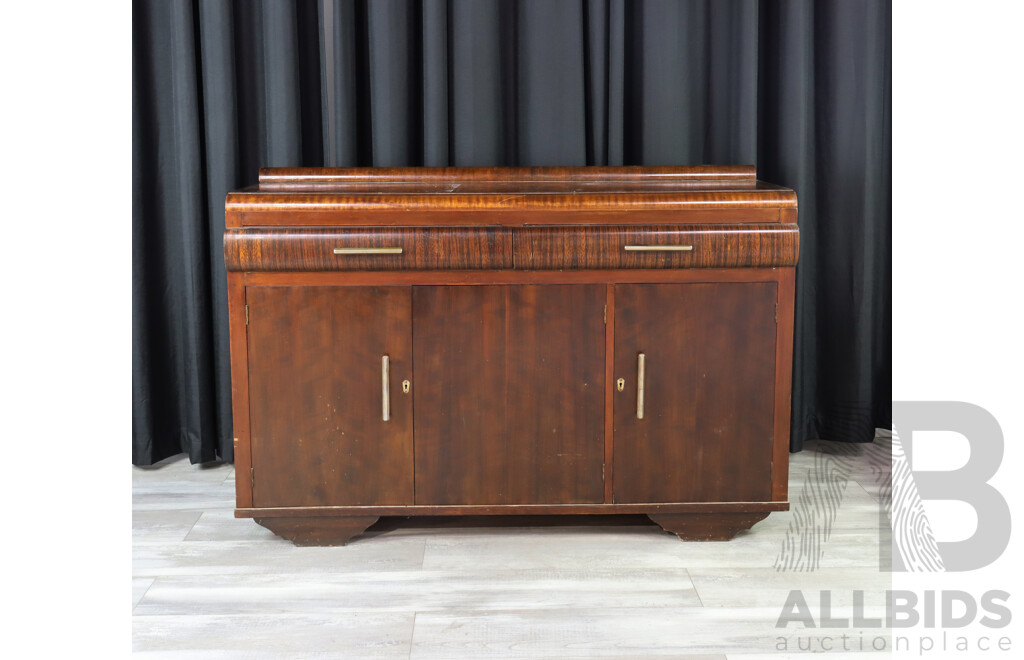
[224,166,798,545]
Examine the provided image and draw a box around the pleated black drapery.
[133,0,891,465]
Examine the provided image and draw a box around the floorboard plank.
[134,568,700,616]
[408,607,889,658]
[133,612,414,658]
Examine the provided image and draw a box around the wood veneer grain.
[612,283,777,504]
[226,190,797,214]
[240,268,787,287]
[411,285,606,505]
[225,227,512,271]
[225,207,783,228]
[258,165,758,188]
[505,285,606,504]
[412,286,508,505]
[246,286,414,507]
[236,501,789,517]
[226,274,251,508]
[772,267,797,502]
[516,223,798,270]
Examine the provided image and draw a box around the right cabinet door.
[612,283,778,503]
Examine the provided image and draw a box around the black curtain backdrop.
[133,0,891,465]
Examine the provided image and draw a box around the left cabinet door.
[246,286,413,507]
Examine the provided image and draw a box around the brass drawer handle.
[623,244,693,252]
[382,355,390,421]
[636,353,646,420]
[334,247,404,255]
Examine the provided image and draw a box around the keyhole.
[616,378,625,392]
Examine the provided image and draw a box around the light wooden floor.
[133,434,892,658]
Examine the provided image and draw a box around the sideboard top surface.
[226,166,797,228]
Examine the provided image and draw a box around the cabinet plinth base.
[648,512,770,541]
[255,516,379,546]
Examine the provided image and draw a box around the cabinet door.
[613,283,777,503]
[247,286,413,507]
[413,285,606,505]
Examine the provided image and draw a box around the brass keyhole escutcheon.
[616,378,625,392]
[402,380,411,394]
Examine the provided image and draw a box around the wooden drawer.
[224,227,513,271]
[514,224,799,270]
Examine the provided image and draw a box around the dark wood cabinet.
[225,166,798,545]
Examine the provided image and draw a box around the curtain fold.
[133,0,322,464]
[133,0,891,464]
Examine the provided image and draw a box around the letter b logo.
[892,402,1011,572]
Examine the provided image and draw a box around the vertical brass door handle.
[636,353,645,419]
[382,355,390,421]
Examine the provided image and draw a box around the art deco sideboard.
[224,166,798,545]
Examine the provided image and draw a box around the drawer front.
[515,224,799,270]
[225,227,513,271]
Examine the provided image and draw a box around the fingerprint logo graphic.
[774,436,892,572]
[890,428,945,572]
[778,403,1009,573]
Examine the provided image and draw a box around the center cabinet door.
[413,285,607,505]
[247,286,413,507]
[613,283,778,503]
